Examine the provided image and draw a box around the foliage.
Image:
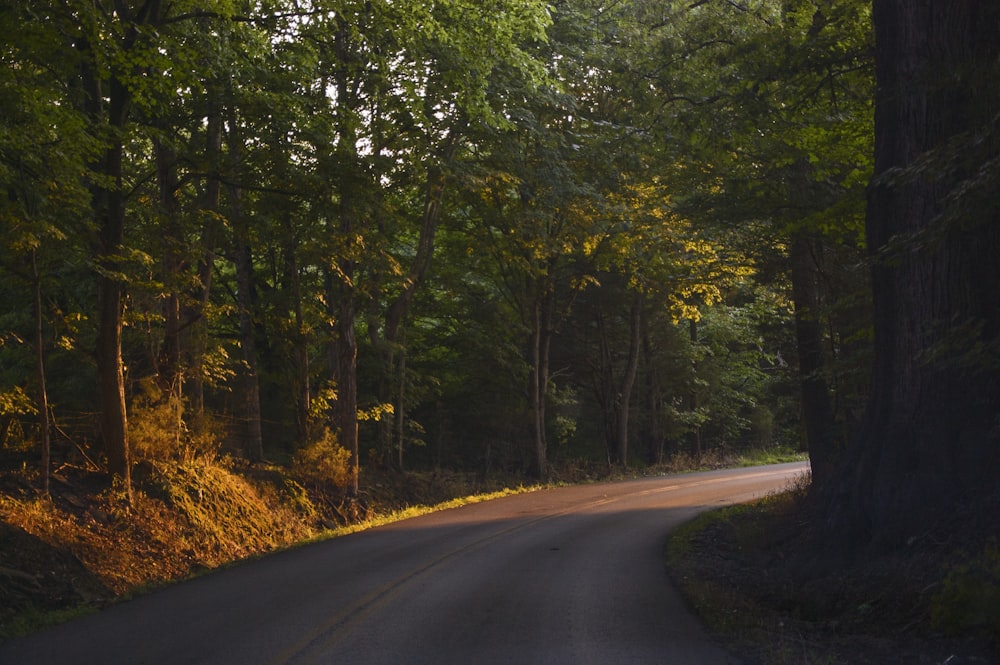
[0,0,875,491]
[932,540,1000,640]
[128,380,222,463]
[291,430,353,491]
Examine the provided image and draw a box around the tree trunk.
[228,112,264,464]
[833,0,1000,550]
[154,137,184,450]
[374,134,460,467]
[789,233,837,487]
[185,88,224,426]
[78,3,166,491]
[688,318,702,461]
[336,283,360,497]
[93,76,131,489]
[282,222,311,445]
[528,292,553,478]
[614,293,643,467]
[640,319,665,464]
[31,250,51,495]
[234,230,264,464]
[396,337,406,471]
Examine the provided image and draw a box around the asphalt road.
[0,461,808,665]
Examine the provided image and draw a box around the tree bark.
[833,0,1000,549]
[184,86,224,426]
[31,250,51,495]
[234,229,264,464]
[688,318,702,461]
[614,293,643,467]
[154,136,184,451]
[282,218,311,445]
[92,75,132,489]
[77,1,167,491]
[789,233,837,487]
[336,283,360,497]
[528,298,550,478]
[640,319,666,464]
[228,111,264,464]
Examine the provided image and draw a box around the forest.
[0,0,872,487]
[2,0,999,610]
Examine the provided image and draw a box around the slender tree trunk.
[336,282,360,496]
[789,233,836,487]
[227,113,264,464]
[31,250,50,495]
[331,13,363,497]
[614,293,643,467]
[832,0,1000,549]
[396,335,406,471]
[323,263,359,494]
[283,226,311,445]
[375,135,460,467]
[234,230,264,464]
[595,293,643,467]
[154,137,184,449]
[595,311,614,459]
[185,88,224,426]
[688,318,702,461]
[78,3,164,490]
[528,293,552,478]
[640,320,665,464]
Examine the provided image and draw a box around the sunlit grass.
[318,485,541,540]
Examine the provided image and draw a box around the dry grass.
[0,456,538,640]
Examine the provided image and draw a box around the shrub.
[291,429,351,491]
[932,540,1000,640]
[129,379,221,463]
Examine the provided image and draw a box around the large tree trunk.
[834,1,1000,550]
[789,233,837,487]
[78,2,166,491]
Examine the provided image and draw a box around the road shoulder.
[666,487,997,665]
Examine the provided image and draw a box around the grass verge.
[666,483,998,665]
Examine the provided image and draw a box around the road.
[0,462,808,665]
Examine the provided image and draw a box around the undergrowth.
[667,478,999,665]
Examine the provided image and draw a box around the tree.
[643,0,873,481]
[830,1,1000,549]
[0,1,98,488]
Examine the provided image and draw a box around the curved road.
[0,462,807,665]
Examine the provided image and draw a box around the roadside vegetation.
[668,480,1000,665]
